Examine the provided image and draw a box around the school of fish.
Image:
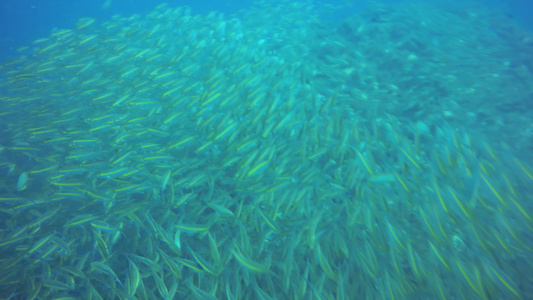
[0,1,532,299]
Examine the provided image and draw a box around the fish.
[90,262,123,287]
[16,172,28,191]
[0,1,530,299]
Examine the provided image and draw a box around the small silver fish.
[16,172,28,191]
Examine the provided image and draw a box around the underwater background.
[2,0,532,63]
[0,0,532,299]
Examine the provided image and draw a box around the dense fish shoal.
[0,1,532,299]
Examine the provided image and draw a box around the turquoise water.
[0,1,532,299]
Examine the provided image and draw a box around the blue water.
[2,0,531,63]
[0,0,532,299]
[1,0,532,62]
[0,0,254,62]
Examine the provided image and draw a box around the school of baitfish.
[1,1,532,299]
